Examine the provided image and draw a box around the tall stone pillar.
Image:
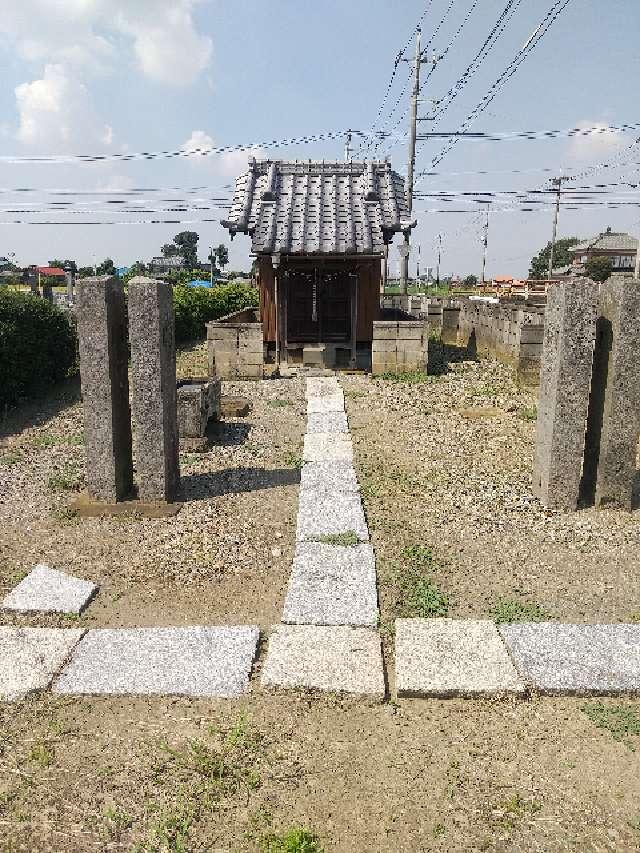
[65,268,76,303]
[590,278,640,509]
[128,277,180,503]
[76,276,134,502]
[533,279,598,511]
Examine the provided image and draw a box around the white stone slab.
[283,542,378,627]
[306,411,349,434]
[0,627,84,701]
[395,618,525,698]
[307,396,345,414]
[296,488,369,542]
[2,564,98,615]
[500,623,640,695]
[303,432,353,462]
[261,625,385,696]
[53,626,259,697]
[306,377,341,398]
[300,461,360,494]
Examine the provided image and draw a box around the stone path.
[2,564,97,615]
[263,376,383,695]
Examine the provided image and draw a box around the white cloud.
[567,120,624,161]
[0,0,212,85]
[15,64,113,151]
[182,130,265,177]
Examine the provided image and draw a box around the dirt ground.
[2,345,640,852]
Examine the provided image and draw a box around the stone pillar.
[76,276,134,502]
[533,279,598,511]
[65,268,76,304]
[590,278,640,509]
[128,277,180,503]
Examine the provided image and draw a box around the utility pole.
[481,203,490,285]
[436,233,442,288]
[635,231,640,280]
[547,176,563,280]
[416,244,421,281]
[344,129,353,161]
[400,28,423,295]
[209,245,214,287]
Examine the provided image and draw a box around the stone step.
[261,624,385,697]
[395,618,525,698]
[53,626,259,698]
[283,542,378,627]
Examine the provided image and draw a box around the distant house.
[36,266,66,279]
[569,228,638,274]
[149,256,185,273]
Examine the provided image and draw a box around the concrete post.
[128,277,180,503]
[76,276,134,502]
[65,268,76,304]
[533,279,598,511]
[590,278,640,509]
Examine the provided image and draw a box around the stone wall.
[371,320,429,375]
[207,308,263,380]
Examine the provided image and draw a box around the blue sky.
[0,0,639,277]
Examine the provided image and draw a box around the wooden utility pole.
[400,29,422,295]
[547,176,563,280]
[436,233,442,288]
[481,204,490,285]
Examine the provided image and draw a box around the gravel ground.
[343,356,640,626]
[0,343,304,629]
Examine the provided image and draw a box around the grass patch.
[582,702,640,749]
[267,398,290,408]
[310,531,361,547]
[284,452,303,469]
[517,406,537,422]
[30,433,58,449]
[380,370,430,384]
[491,599,548,624]
[486,791,541,831]
[396,545,449,618]
[0,451,23,467]
[28,741,54,768]
[260,828,323,853]
[47,465,82,492]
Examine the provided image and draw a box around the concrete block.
[306,412,349,433]
[261,625,385,697]
[283,542,378,627]
[303,432,353,463]
[128,278,180,503]
[395,618,525,698]
[0,627,84,701]
[2,564,97,615]
[76,276,133,502]
[500,623,640,695]
[53,626,259,697]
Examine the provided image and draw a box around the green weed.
[396,544,449,617]
[260,827,323,853]
[488,791,541,831]
[284,452,303,469]
[517,406,537,422]
[268,398,289,408]
[47,465,82,491]
[491,599,548,624]
[582,702,640,749]
[311,531,361,547]
[28,741,54,767]
[30,433,58,449]
[0,451,22,467]
[104,806,133,839]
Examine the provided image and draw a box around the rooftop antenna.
[344,129,353,161]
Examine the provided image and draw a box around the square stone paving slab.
[395,618,525,698]
[0,627,84,701]
[303,432,353,462]
[306,411,349,434]
[296,488,369,542]
[283,542,378,627]
[300,460,360,494]
[2,564,98,615]
[306,377,341,398]
[53,626,259,698]
[307,396,344,414]
[500,623,640,695]
[261,625,385,697]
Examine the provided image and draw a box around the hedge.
[0,281,259,409]
[173,281,259,343]
[0,289,78,409]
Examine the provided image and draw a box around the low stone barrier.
[371,319,429,375]
[177,378,221,450]
[206,308,263,380]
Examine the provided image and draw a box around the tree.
[463,274,478,287]
[123,261,147,283]
[78,266,94,277]
[48,259,65,268]
[96,258,116,275]
[584,255,612,282]
[215,244,229,270]
[528,237,579,279]
[161,243,181,257]
[173,231,199,268]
